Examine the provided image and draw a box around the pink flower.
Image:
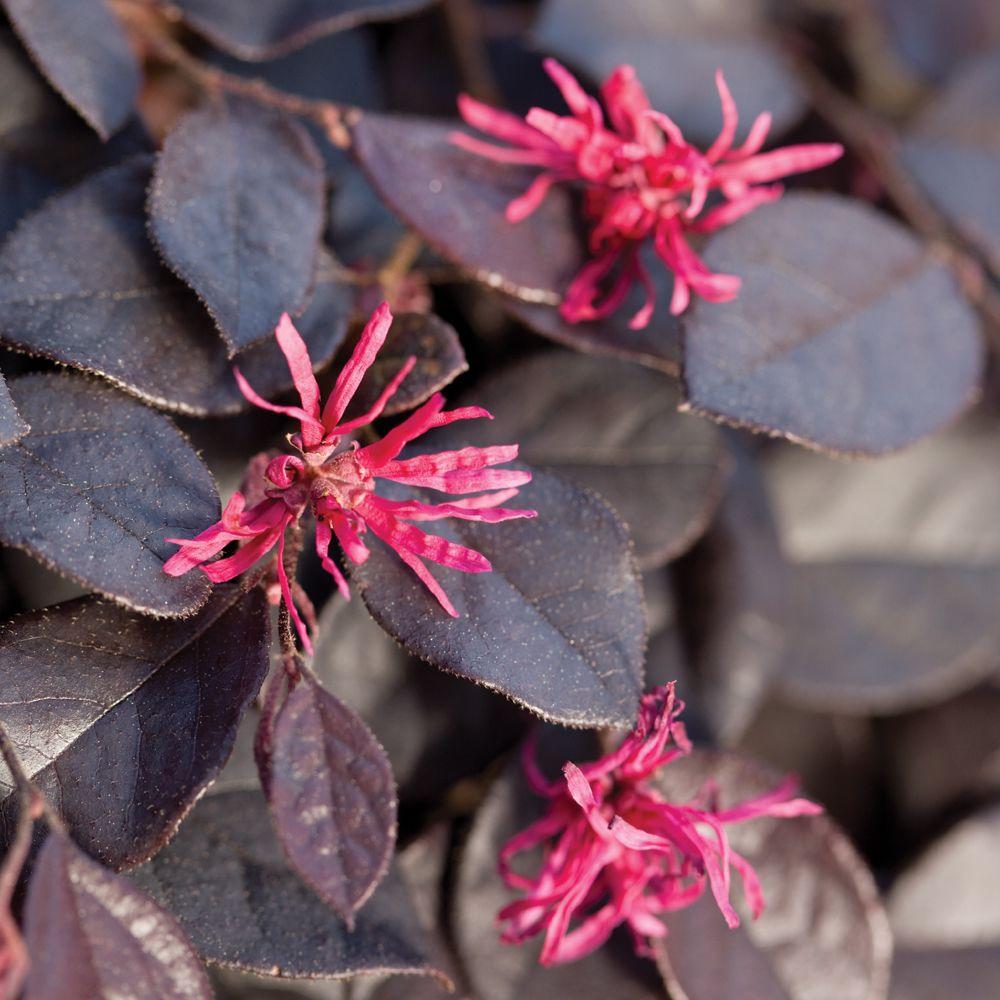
[498,683,821,966]
[453,60,843,326]
[164,302,536,652]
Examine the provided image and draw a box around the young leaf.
[268,675,397,924]
[888,802,1000,949]
[0,584,270,870]
[0,373,219,616]
[0,373,27,447]
[0,158,352,416]
[157,0,439,61]
[351,113,585,302]
[1,0,140,138]
[766,417,1000,713]
[451,351,728,569]
[534,0,806,145]
[24,830,212,999]
[902,52,1000,278]
[681,194,984,456]
[129,789,451,985]
[343,312,467,422]
[455,759,671,1000]
[149,95,326,355]
[653,751,892,1000]
[355,469,646,729]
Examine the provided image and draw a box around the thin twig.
[795,58,1000,338]
[113,0,357,148]
[442,0,503,104]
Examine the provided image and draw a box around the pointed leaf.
[343,312,467,421]
[535,0,806,145]
[902,52,1000,278]
[24,831,212,999]
[351,112,585,302]
[269,676,397,923]
[0,158,352,415]
[149,95,326,354]
[0,584,270,869]
[0,372,27,447]
[355,468,645,728]
[1,0,139,138]
[452,351,728,568]
[653,751,892,1000]
[0,373,219,615]
[129,789,451,984]
[681,194,984,456]
[158,0,440,60]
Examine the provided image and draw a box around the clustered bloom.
[164,303,536,652]
[453,60,844,326]
[499,683,821,966]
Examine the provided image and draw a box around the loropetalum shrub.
[0,1,995,998]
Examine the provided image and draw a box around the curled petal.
[274,313,321,443]
[705,70,738,163]
[329,355,418,436]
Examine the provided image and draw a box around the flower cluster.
[499,684,821,966]
[454,60,843,326]
[164,303,536,651]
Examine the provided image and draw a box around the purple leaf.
[681,194,984,456]
[1,0,139,138]
[351,113,585,302]
[23,830,212,999]
[149,95,326,355]
[343,312,467,422]
[0,373,219,616]
[653,751,892,1000]
[0,584,270,869]
[0,373,27,447]
[450,351,728,569]
[268,675,397,924]
[534,0,806,145]
[0,158,352,416]
[129,789,451,985]
[891,947,1000,1000]
[157,0,440,61]
[355,468,646,729]
[902,52,1000,279]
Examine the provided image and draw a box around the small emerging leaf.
[24,831,212,999]
[150,95,326,355]
[269,676,397,924]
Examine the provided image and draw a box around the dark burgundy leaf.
[765,417,1000,713]
[681,194,984,456]
[454,759,671,1000]
[351,113,585,302]
[534,0,806,146]
[501,281,682,377]
[451,351,728,569]
[891,947,1000,1000]
[269,675,397,924]
[0,373,27,447]
[902,52,1000,278]
[149,95,326,355]
[674,447,788,744]
[0,158,351,416]
[355,469,646,729]
[0,29,150,241]
[0,373,218,616]
[1,0,139,139]
[129,789,451,985]
[0,584,269,869]
[887,802,1000,948]
[343,312,467,422]
[312,596,527,804]
[158,0,439,60]
[24,830,211,999]
[654,751,892,1000]
[874,0,1000,82]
